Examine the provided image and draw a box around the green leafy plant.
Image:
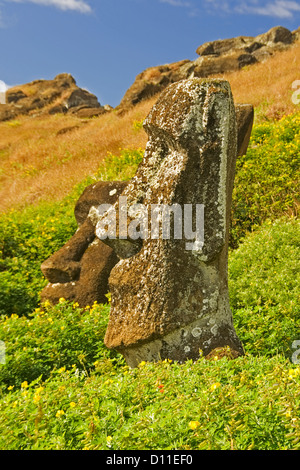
[231,112,299,247]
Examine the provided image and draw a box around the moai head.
[91,78,253,367]
[40,181,127,307]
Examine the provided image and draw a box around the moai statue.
[90,78,251,367]
[40,180,127,307]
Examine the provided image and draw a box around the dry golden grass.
[218,39,300,121]
[0,98,156,212]
[0,39,299,212]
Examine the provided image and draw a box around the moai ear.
[235,104,254,157]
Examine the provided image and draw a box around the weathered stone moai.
[40,180,127,307]
[91,78,250,367]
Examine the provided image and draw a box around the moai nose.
[41,218,95,284]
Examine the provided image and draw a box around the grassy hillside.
[0,42,299,450]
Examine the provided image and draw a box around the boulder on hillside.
[116,25,298,112]
[255,26,293,45]
[0,73,109,122]
[196,35,254,56]
[65,88,100,110]
[6,90,27,104]
[196,26,293,60]
[292,26,300,42]
[117,60,193,112]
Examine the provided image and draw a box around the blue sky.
[0,0,300,107]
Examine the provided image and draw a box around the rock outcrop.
[91,78,252,366]
[40,180,127,307]
[117,26,299,112]
[0,73,108,122]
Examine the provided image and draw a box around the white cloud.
[237,0,300,18]
[6,0,92,13]
[204,0,300,18]
[159,0,192,7]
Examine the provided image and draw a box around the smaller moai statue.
[40,181,127,307]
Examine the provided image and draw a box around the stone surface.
[235,104,254,156]
[255,26,293,45]
[293,26,300,41]
[93,78,248,366]
[40,180,127,307]
[195,36,254,56]
[117,60,192,112]
[69,107,107,118]
[0,73,109,122]
[74,180,128,225]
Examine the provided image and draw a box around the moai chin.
[92,78,245,367]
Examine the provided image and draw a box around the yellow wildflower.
[21,381,28,389]
[33,394,41,404]
[104,379,114,385]
[56,410,65,418]
[189,421,200,430]
[210,382,221,391]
